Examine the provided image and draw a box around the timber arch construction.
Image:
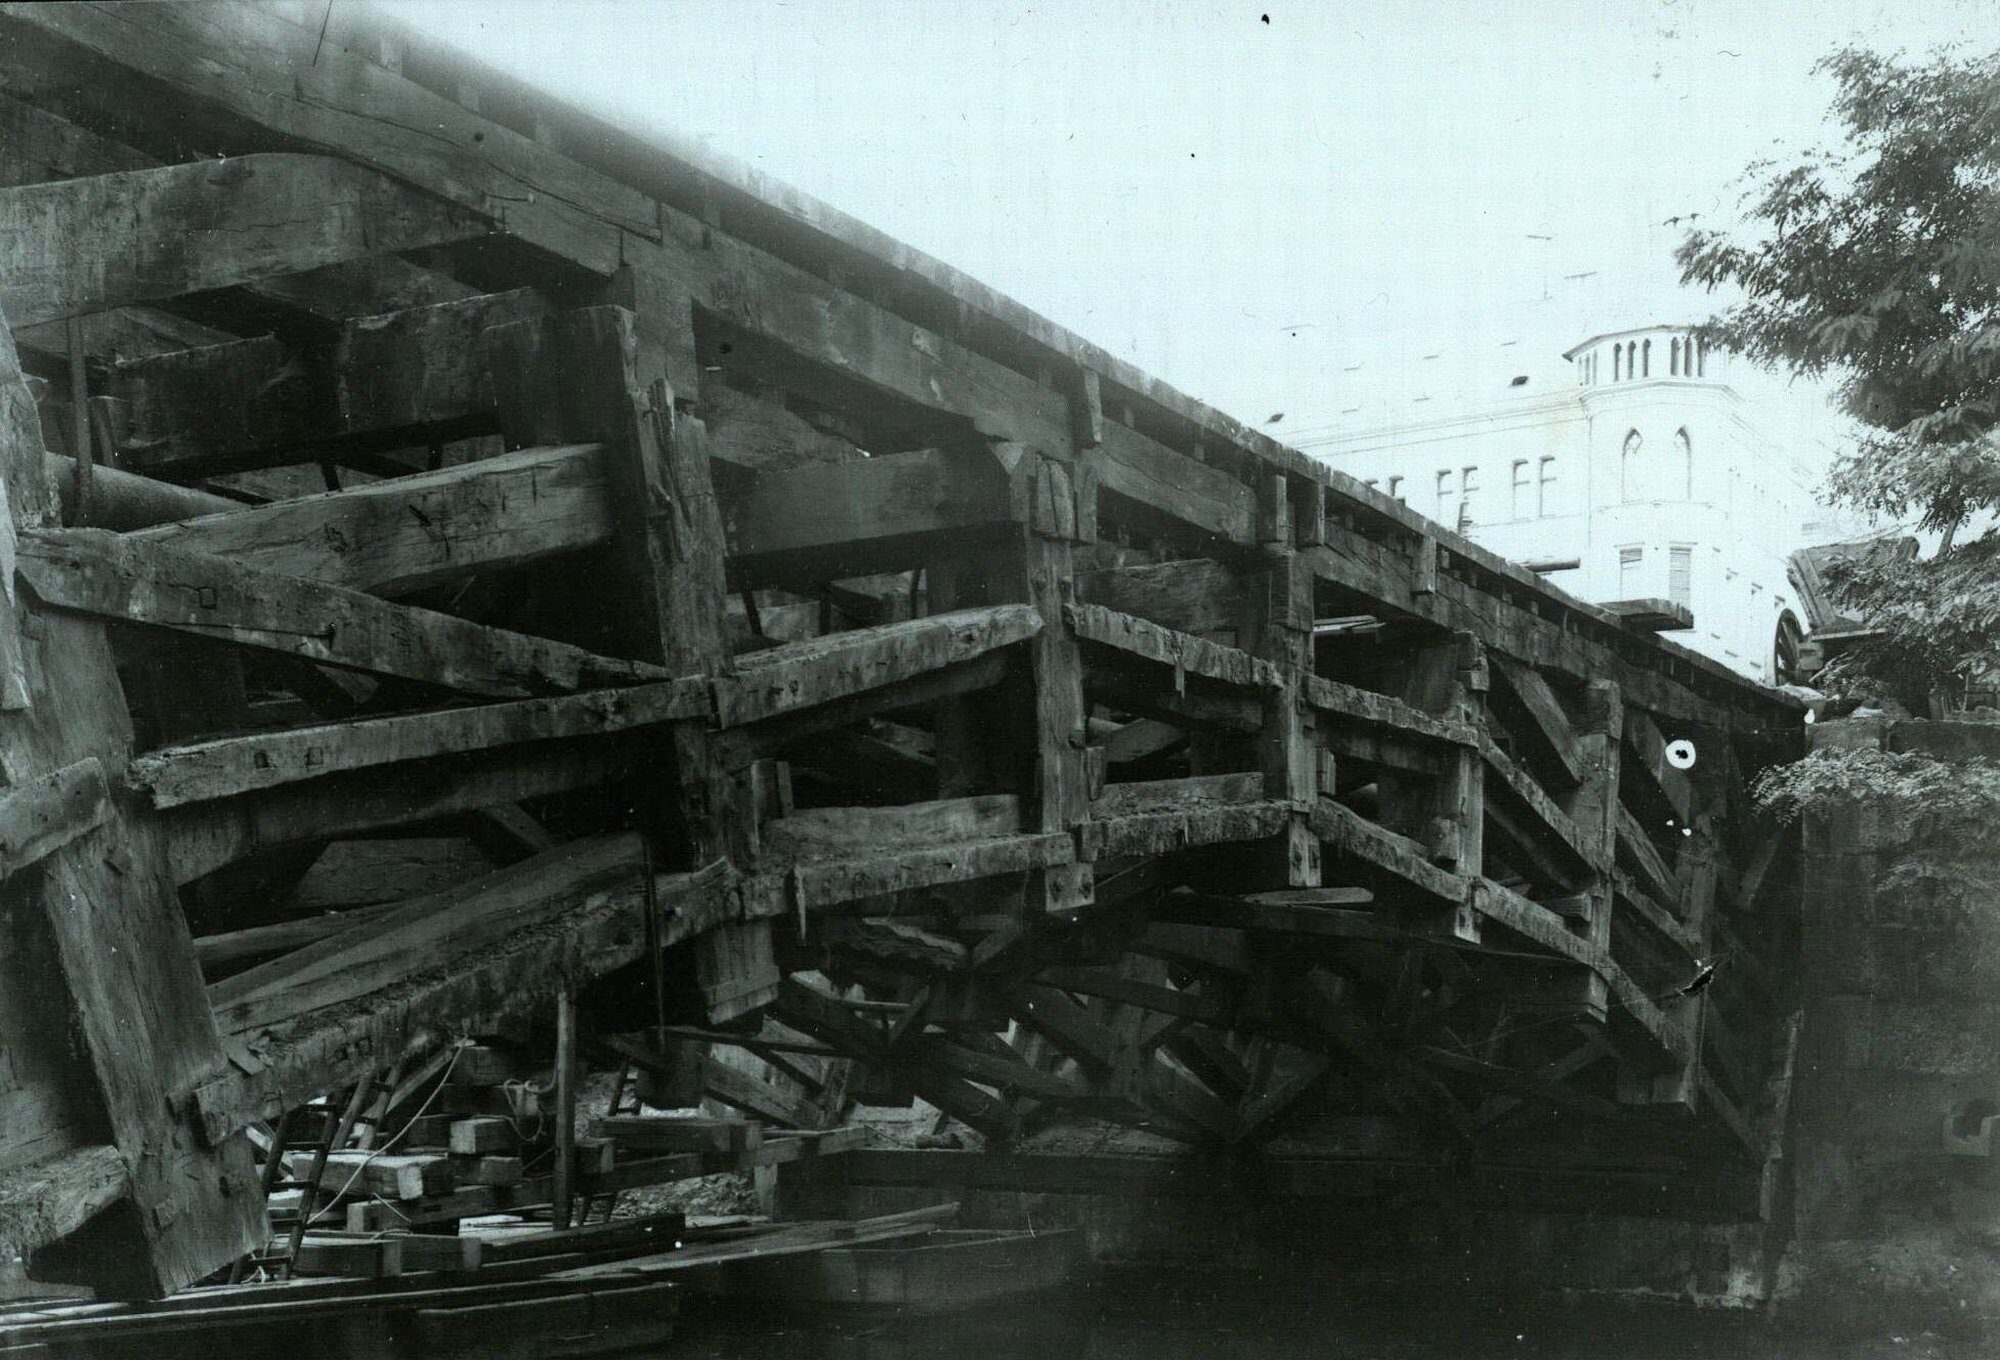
[0,0,1804,1314]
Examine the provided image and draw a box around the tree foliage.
[1677,46,2000,704]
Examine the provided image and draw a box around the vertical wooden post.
[485,306,773,1019]
[1241,473,1320,889]
[1381,630,1485,942]
[0,314,262,1298]
[553,989,579,1230]
[1015,447,1093,915]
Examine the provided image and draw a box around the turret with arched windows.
[1569,326,1710,387]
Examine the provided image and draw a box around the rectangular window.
[1510,460,1530,519]
[1459,466,1478,528]
[1668,545,1692,607]
[1537,456,1556,516]
[1618,545,1643,597]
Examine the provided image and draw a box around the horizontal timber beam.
[18,529,667,698]
[0,153,490,328]
[715,604,1041,728]
[129,443,611,597]
[129,679,707,809]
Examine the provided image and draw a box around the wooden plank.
[0,310,263,1298]
[1616,806,1680,908]
[17,528,668,698]
[0,1145,129,1262]
[1305,674,1477,748]
[1080,558,1243,635]
[1622,707,1696,824]
[209,834,645,1034]
[187,860,733,1145]
[763,794,1021,861]
[284,1150,452,1201]
[164,737,630,885]
[1080,799,1293,862]
[1093,772,1266,817]
[130,679,706,809]
[784,831,1074,911]
[1477,736,1607,876]
[0,757,109,879]
[0,3,643,274]
[1308,797,1467,909]
[336,288,550,434]
[1489,657,1585,789]
[111,335,333,478]
[1094,421,1255,544]
[724,445,1024,590]
[1066,603,1283,689]
[130,443,611,597]
[0,153,489,327]
[715,604,1042,727]
[596,1117,761,1155]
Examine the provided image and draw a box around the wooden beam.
[0,1145,130,1263]
[0,153,488,327]
[189,859,734,1145]
[1067,603,1283,690]
[763,795,1021,862]
[1093,421,1255,544]
[129,442,611,596]
[1081,558,1243,636]
[0,3,645,275]
[1478,736,1608,877]
[0,756,110,879]
[1489,657,1586,790]
[17,529,668,698]
[0,308,263,1298]
[724,445,1024,590]
[776,831,1074,913]
[129,680,706,809]
[208,834,645,1034]
[715,604,1042,728]
[163,735,633,885]
[1306,674,1477,748]
[1622,707,1696,825]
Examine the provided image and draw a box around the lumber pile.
[0,0,1806,1301]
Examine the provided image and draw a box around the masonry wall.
[1776,717,2000,1335]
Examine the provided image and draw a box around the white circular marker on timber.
[1665,739,1697,770]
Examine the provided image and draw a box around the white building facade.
[1310,326,1813,685]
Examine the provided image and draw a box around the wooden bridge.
[0,1,1803,1301]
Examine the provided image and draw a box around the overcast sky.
[383,0,1993,448]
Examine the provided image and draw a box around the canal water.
[666,1270,1971,1360]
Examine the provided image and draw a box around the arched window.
[1670,337,1681,376]
[1773,611,1804,687]
[1613,346,1622,382]
[1621,429,1642,502]
[1674,427,1693,498]
[1695,338,1706,377]
[1642,338,1651,377]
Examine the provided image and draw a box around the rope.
[304,1039,468,1227]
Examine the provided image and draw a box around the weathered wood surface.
[18,529,668,697]
[130,679,706,809]
[716,605,1041,728]
[0,153,490,327]
[0,316,265,1297]
[129,443,609,596]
